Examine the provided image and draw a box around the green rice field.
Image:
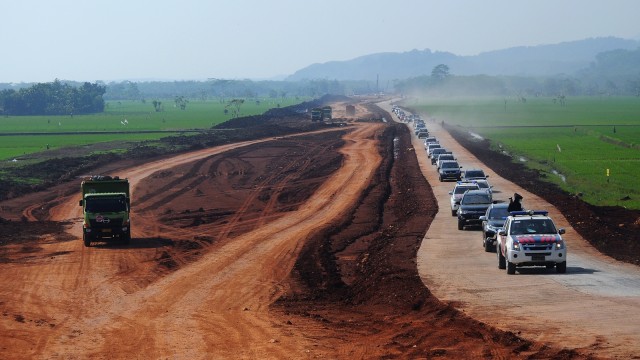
[407,96,640,209]
[0,98,304,161]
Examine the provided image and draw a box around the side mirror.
[448,191,453,195]
[498,230,506,236]
[558,228,566,235]
[479,216,487,221]
[486,175,490,178]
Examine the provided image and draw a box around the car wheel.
[546,264,555,269]
[484,237,493,252]
[507,261,516,275]
[451,209,457,216]
[497,246,506,269]
[83,233,91,247]
[556,261,567,273]
[457,219,464,230]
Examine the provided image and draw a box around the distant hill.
[286,37,640,82]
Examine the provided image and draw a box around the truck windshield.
[85,196,127,213]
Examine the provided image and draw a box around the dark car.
[438,160,462,182]
[456,190,493,230]
[462,169,488,181]
[479,203,510,252]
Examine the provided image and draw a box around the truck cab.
[497,210,567,274]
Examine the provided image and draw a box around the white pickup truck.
[497,210,567,274]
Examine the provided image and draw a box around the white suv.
[497,210,567,274]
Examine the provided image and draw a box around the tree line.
[0,80,106,116]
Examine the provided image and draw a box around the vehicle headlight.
[512,242,521,251]
[555,241,565,249]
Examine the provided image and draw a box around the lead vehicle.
[497,210,567,274]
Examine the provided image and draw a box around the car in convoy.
[449,181,480,216]
[474,179,492,194]
[430,148,450,164]
[497,210,567,274]
[424,137,438,145]
[426,143,442,157]
[417,130,430,139]
[456,189,493,230]
[479,203,509,252]
[462,169,488,181]
[436,153,456,169]
[438,160,462,182]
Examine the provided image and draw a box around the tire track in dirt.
[56,122,384,358]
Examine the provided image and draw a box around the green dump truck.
[79,175,131,247]
[321,106,332,120]
[311,107,323,121]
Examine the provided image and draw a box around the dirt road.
[390,105,640,358]
[0,121,383,359]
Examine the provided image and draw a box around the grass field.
[406,96,640,209]
[0,98,304,160]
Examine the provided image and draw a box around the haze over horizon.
[2,0,639,83]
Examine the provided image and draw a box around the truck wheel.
[457,219,464,230]
[507,261,516,275]
[556,261,567,273]
[497,246,506,269]
[83,233,91,247]
[122,231,131,245]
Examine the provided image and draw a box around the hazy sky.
[2,0,638,83]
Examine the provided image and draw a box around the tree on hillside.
[431,64,451,81]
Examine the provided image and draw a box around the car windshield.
[510,219,558,235]
[439,155,453,161]
[441,162,458,169]
[476,182,489,189]
[488,207,510,220]
[462,194,491,205]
